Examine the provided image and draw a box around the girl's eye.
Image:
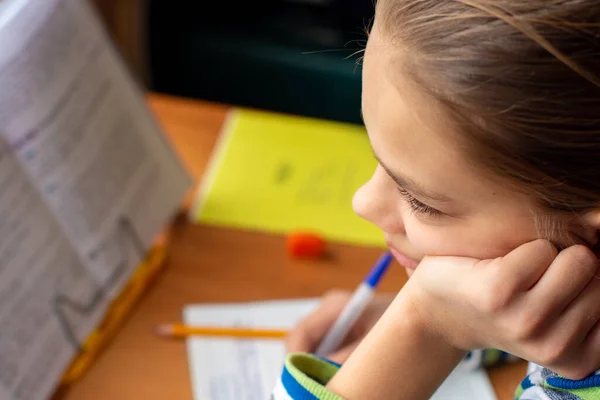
[397,187,444,217]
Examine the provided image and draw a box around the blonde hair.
[376,0,600,245]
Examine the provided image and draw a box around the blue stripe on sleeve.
[546,374,600,391]
[520,375,534,391]
[281,364,319,400]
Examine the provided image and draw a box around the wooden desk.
[61,93,527,400]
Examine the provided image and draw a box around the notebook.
[184,299,497,400]
[190,108,386,248]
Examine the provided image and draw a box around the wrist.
[388,287,467,361]
[397,279,471,353]
[327,289,466,400]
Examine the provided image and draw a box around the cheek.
[404,216,539,260]
[403,219,473,258]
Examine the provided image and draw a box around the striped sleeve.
[272,350,518,399]
[515,367,600,399]
[273,353,600,400]
[271,353,343,400]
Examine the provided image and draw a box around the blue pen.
[315,252,393,357]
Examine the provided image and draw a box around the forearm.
[327,289,466,399]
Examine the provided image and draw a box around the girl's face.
[355,24,541,275]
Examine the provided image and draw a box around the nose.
[353,166,404,233]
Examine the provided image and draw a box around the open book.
[0,1,191,399]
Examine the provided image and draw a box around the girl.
[272,0,600,399]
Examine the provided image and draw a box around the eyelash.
[396,187,443,217]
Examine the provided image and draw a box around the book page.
[0,1,191,399]
[184,299,497,400]
[0,140,100,400]
[0,0,191,288]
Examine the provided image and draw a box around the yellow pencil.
[154,323,288,339]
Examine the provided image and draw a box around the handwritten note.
[184,299,497,400]
[191,109,386,248]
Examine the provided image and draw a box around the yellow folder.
[192,109,385,248]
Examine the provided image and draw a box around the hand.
[406,239,600,379]
[286,290,394,363]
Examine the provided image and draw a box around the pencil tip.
[154,324,172,336]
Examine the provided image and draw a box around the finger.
[286,294,350,353]
[547,266,600,359]
[525,245,597,321]
[579,321,600,378]
[286,310,338,353]
[328,341,361,364]
[467,240,557,313]
[553,320,600,380]
[497,239,558,292]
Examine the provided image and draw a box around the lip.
[387,244,420,270]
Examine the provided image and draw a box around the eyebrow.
[373,152,452,203]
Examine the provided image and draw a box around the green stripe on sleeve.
[285,353,344,400]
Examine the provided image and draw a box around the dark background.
[147,0,375,124]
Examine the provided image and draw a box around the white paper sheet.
[184,299,497,400]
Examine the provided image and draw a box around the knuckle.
[511,312,544,340]
[538,341,568,366]
[477,282,511,314]
[508,322,534,341]
[477,290,500,313]
[484,265,519,309]
[562,245,598,274]
[532,239,559,262]
[478,292,506,314]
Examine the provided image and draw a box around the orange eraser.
[286,232,326,259]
